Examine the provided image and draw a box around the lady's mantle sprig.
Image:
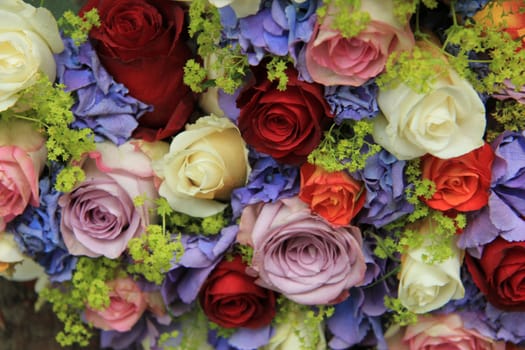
[0,75,95,192]
[308,119,381,173]
[39,257,121,346]
[374,159,466,264]
[58,8,100,46]
[183,0,249,94]
[127,198,185,285]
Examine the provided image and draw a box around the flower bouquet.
[2,0,525,349]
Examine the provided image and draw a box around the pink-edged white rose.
[398,219,465,313]
[153,115,250,217]
[305,0,414,86]
[85,276,147,332]
[0,120,47,231]
[385,313,507,350]
[59,141,161,259]
[372,47,486,160]
[0,0,64,111]
[237,196,366,305]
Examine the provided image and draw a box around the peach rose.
[305,0,414,86]
[85,277,147,332]
[386,314,507,350]
[299,163,365,226]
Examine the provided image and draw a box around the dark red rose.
[236,65,332,165]
[421,143,494,212]
[80,0,195,141]
[199,255,276,329]
[465,237,525,310]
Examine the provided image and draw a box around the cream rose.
[397,219,465,313]
[0,0,64,111]
[154,115,250,217]
[372,59,485,160]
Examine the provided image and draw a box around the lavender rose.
[59,141,161,258]
[237,197,366,305]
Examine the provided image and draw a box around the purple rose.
[59,141,158,258]
[237,197,366,305]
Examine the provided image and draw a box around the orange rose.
[299,163,365,226]
[474,1,525,45]
[421,143,494,212]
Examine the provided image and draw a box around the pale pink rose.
[305,0,414,86]
[59,141,159,258]
[237,196,366,305]
[386,314,507,350]
[85,277,147,332]
[0,121,46,230]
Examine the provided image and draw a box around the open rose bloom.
[237,197,366,305]
[59,141,159,258]
[306,0,414,86]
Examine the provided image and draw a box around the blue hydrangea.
[160,226,237,316]
[327,240,393,350]
[355,150,414,228]
[324,81,380,124]
[231,149,300,219]
[220,0,318,66]
[9,162,77,282]
[55,37,151,145]
[454,0,490,19]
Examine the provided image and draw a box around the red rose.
[465,237,525,310]
[299,162,365,226]
[421,143,494,212]
[199,255,276,329]
[80,0,195,141]
[236,65,332,165]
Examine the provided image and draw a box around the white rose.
[153,115,250,217]
[372,60,485,160]
[0,0,64,112]
[209,0,261,18]
[397,220,465,313]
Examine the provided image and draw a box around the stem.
[364,266,401,289]
[11,114,49,128]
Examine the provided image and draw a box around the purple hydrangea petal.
[160,226,237,315]
[231,149,300,219]
[8,162,77,282]
[356,150,414,227]
[55,37,152,145]
[228,326,272,350]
